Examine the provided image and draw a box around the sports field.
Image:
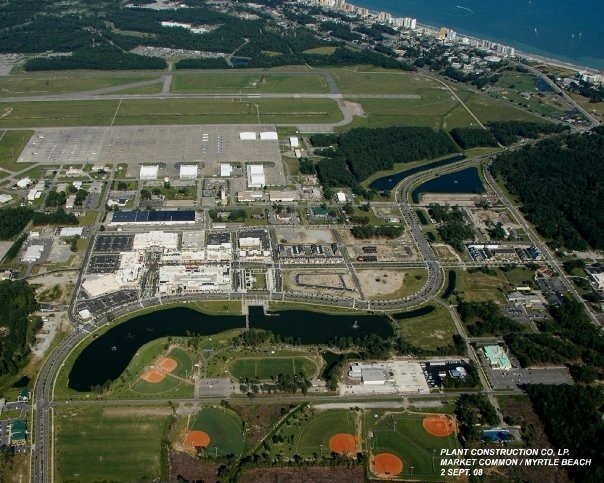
[54,406,171,482]
[228,356,317,380]
[171,72,329,94]
[0,98,342,127]
[270,409,357,458]
[186,407,245,457]
[367,411,461,480]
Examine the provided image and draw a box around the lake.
[369,154,465,192]
[412,167,485,203]
[67,306,393,391]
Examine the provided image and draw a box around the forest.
[505,296,603,381]
[492,127,604,249]
[457,301,522,336]
[32,208,79,226]
[527,385,604,482]
[316,127,458,188]
[455,394,499,441]
[427,204,474,251]
[0,207,34,240]
[488,121,568,146]
[0,280,40,375]
[450,128,498,149]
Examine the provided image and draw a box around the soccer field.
[228,356,317,380]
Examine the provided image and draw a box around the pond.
[411,167,485,203]
[369,154,465,192]
[68,306,393,392]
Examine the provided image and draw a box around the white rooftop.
[139,165,159,179]
[259,131,278,140]
[239,132,257,140]
[179,164,198,178]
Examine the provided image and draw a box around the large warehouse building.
[110,210,197,226]
[247,164,265,188]
[179,164,198,179]
[139,165,159,180]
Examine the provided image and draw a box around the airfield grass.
[0,73,159,97]
[189,407,245,457]
[396,304,458,351]
[368,411,461,480]
[270,409,356,458]
[0,98,342,127]
[171,72,329,93]
[332,69,442,95]
[105,82,163,95]
[455,269,508,303]
[54,405,169,482]
[0,130,34,171]
[463,92,546,123]
[303,46,337,55]
[228,356,317,380]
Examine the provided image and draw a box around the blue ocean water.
[351,0,604,70]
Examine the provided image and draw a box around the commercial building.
[158,264,231,294]
[110,210,196,226]
[59,227,84,238]
[247,164,265,188]
[133,231,179,250]
[289,136,300,148]
[268,190,298,203]
[335,192,347,203]
[237,191,264,203]
[16,178,32,188]
[220,163,233,177]
[0,194,12,204]
[139,165,159,180]
[483,345,512,370]
[22,244,45,262]
[348,363,388,385]
[179,165,198,179]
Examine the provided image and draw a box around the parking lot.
[93,234,134,252]
[87,254,121,274]
[76,289,138,315]
[198,378,232,397]
[487,366,573,390]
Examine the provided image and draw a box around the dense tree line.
[450,128,498,149]
[32,208,79,226]
[0,280,39,375]
[455,394,499,442]
[488,121,568,146]
[565,80,604,103]
[527,385,604,482]
[310,134,338,147]
[45,190,67,208]
[492,127,604,249]
[239,373,312,395]
[26,46,166,71]
[2,234,27,262]
[0,207,33,240]
[443,66,500,89]
[457,301,523,336]
[350,225,403,239]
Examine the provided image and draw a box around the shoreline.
[344,2,603,75]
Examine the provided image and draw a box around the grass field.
[171,73,329,94]
[0,97,342,127]
[333,69,442,95]
[167,347,193,378]
[502,267,535,287]
[303,46,337,55]
[455,269,508,302]
[189,407,245,457]
[368,411,461,480]
[228,356,317,380]
[54,405,170,482]
[463,92,546,123]
[0,130,34,171]
[396,304,458,351]
[0,73,159,97]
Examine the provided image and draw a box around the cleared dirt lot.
[356,269,405,298]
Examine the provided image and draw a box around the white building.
[259,131,278,141]
[237,191,264,203]
[268,190,298,203]
[289,136,300,148]
[59,227,84,238]
[179,165,198,179]
[220,164,233,177]
[16,178,32,189]
[247,164,265,188]
[140,165,159,180]
[65,194,76,210]
[22,245,44,263]
[239,237,261,249]
[335,192,347,203]
[158,264,231,294]
[239,132,257,141]
[0,194,12,204]
[133,231,179,250]
[27,189,41,202]
[348,363,388,385]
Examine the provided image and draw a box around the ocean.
[350,0,604,71]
